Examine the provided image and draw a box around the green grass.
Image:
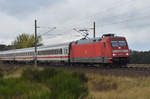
[0,66,88,99]
[49,72,88,99]
[0,68,3,78]
[0,77,50,99]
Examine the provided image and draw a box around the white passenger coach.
[0,43,69,63]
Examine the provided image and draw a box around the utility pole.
[93,21,96,39]
[34,19,37,67]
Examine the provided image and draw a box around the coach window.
[44,51,47,55]
[27,52,28,56]
[37,51,39,55]
[57,49,59,54]
[58,49,60,54]
[51,50,53,54]
[47,50,49,55]
[55,49,57,54]
[47,50,50,55]
[56,49,58,54]
[54,50,56,54]
[64,49,66,54]
[66,49,68,54]
[60,49,62,54]
[43,51,46,55]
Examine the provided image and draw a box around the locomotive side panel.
[70,41,108,63]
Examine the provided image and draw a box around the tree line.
[130,50,150,64]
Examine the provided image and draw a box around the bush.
[49,72,88,99]
[22,68,42,82]
[0,68,3,78]
[21,67,89,98]
[41,68,59,81]
[22,68,61,82]
[72,72,88,83]
[0,78,50,99]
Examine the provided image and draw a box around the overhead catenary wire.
[94,0,150,34]
[38,27,56,36]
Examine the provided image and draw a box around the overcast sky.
[0,0,149,51]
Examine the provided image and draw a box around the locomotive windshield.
[111,41,127,47]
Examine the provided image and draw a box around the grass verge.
[0,66,89,99]
[87,73,150,99]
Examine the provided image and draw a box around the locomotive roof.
[75,34,125,45]
[75,37,101,45]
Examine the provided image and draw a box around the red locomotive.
[69,34,129,65]
[0,34,129,66]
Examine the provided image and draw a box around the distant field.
[87,73,150,99]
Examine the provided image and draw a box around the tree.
[12,33,43,49]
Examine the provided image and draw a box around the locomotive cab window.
[111,41,127,47]
[118,41,126,46]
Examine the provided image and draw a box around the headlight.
[125,53,129,55]
[113,53,117,56]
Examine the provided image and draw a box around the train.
[0,34,130,66]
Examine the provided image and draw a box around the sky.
[0,0,149,51]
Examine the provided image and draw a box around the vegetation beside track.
[0,66,88,99]
[1,64,150,99]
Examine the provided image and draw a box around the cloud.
[0,0,62,18]
[0,0,149,51]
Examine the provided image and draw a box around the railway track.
[2,62,150,71]
[121,66,150,71]
[1,63,150,77]
[45,64,150,77]
[60,64,150,71]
